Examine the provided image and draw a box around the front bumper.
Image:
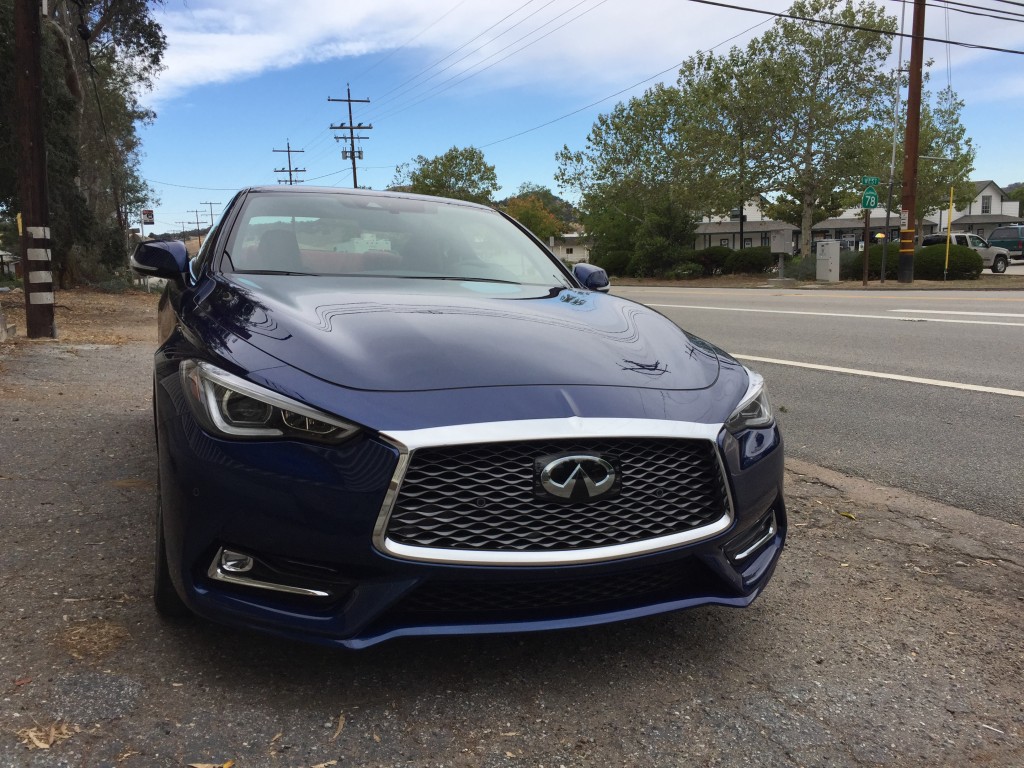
[156,377,786,649]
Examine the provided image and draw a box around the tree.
[503,195,562,241]
[556,83,700,275]
[391,146,499,205]
[509,182,577,227]
[751,0,898,258]
[0,0,166,285]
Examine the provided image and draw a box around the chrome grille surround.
[374,418,733,566]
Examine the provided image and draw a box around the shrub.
[669,262,704,279]
[594,249,631,277]
[691,246,733,276]
[839,244,900,281]
[914,244,982,280]
[723,246,775,275]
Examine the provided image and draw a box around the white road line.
[646,303,1024,327]
[891,309,1024,318]
[734,355,1024,399]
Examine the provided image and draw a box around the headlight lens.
[726,370,774,434]
[180,360,360,443]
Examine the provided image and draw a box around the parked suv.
[987,224,1024,259]
[920,232,1010,274]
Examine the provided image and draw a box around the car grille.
[384,438,729,553]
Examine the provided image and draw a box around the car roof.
[239,185,495,213]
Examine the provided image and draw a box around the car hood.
[202,276,723,393]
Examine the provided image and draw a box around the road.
[614,285,1024,525]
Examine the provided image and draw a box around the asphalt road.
[613,285,1024,525]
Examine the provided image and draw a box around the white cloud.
[149,0,799,104]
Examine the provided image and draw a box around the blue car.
[132,186,785,649]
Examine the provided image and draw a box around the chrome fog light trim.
[731,513,778,562]
[207,548,331,599]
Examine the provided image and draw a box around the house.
[690,179,1020,252]
[547,233,592,263]
[936,180,1021,239]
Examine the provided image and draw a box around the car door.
[966,234,995,266]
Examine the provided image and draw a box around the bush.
[691,246,733,276]
[914,244,982,280]
[723,246,775,275]
[839,244,900,281]
[593,249,631,277]
[669,262,704,279]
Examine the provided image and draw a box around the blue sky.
[137,0,1024,236]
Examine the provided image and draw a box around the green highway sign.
[861,175,880,186]
[861,185,879,209]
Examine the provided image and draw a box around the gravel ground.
[0,289,1022,767]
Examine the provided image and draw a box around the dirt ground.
[0,287,1022,767]
[0,286,159,349]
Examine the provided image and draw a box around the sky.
[137,0,1024,236]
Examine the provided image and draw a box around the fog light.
[221,549,254,573]
[726,510,778,562]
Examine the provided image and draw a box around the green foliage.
[503,195,562,241]
[593,249,631,277]
[723,246,774,274]
[392,146,499,205]
[0,0,165,285]
[914,244,982,280]
[691,246,733,276]
[510,183,577,226]
[627,196,698,277]
[839,244,899,280]
[669,262,704,280]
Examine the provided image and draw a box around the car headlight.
[180,360,360,443]
[726,370,774,434]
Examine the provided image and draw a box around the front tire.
[992,256,1008,274]
[154,477,191,618]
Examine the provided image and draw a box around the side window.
[991,228,1008,240]
[954,235,967,246]
[968,235,985,248]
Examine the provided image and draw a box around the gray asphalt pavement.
[614,285,1024,525]
[1,329,1022,767]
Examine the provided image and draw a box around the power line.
[925,0,1024,23]
[683,0,1024,55]
[478,15,773,149]
[372,0,610,124]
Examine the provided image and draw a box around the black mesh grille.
[385,438,728,553]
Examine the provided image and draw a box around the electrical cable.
[684,0,1024,55]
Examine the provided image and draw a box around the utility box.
[816,240,840,282]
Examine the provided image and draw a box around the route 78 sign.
[861,186,879,209]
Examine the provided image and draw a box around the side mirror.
[131,240,189,281]
[572,262,610,293]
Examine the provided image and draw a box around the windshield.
[225,190,572,287]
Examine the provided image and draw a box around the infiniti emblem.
[535,454,620,502]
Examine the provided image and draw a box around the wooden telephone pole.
[13,0,56,337]
[329,85,372,188]
[898,0,927,284]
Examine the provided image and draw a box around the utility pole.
[329,85,372,188]
[188,210,206,248]
[200,201,221,229]
[273,141,305,185]
[13,0,56,338]
[176,221,188,240]
[898,0,926,284]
